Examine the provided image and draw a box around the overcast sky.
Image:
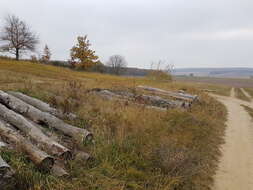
[0,0,253,69]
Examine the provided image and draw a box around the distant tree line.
[0,14,172,80]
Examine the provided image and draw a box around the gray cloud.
[0,0,253,68]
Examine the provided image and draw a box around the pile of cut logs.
[91,85,198,111]
[0,91,92,185]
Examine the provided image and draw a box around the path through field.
[212,88,253,190]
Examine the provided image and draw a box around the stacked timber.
[0,91,92,179]
[8,91,77,120]
[137,85,198,102]
[91,88,193,110]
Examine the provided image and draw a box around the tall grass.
[234,88,251,102]
[242,105,253,119]
[244,88,253,98]
[0,59,227,190]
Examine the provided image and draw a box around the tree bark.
[15,48,19,60]
[0,120,54,171]
[0,103,71,159]
[135,94,189,108]
[0,91,92,143]
[51,164,69,177]
[8,91,77,120]
[137,85,198,102]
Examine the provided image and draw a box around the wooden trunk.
[137,85,198,102]
[0,103,71,159]
[0,91,92,144]
[8,91,77,120]
[0,120,54,171]
[93,88,190,109]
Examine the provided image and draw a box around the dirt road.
[212,89,253,190]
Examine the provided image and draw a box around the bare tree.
[41,44,52,63]
[149,60,173,81]
[0,15,39,60]
[106,55,127,75]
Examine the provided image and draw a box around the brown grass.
[0,59,227,190]
[234,88,251,102]
[244,88,253,98]
[242,105,253,119]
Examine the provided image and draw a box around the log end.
[39,157,55,172]
[51,165,69,178]
[83,133,93,144]
[59,150,72,161]
[75,151,92,162]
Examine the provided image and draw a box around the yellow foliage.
[70,35,99,70]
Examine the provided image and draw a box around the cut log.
[0,91,92,144]
[137,85,198,102]
[51,163,69,177]
[201,89,217,93]
[0,103,71,159]
[0,120,54,171]
[93,89,190,109]
[75,151,92,162]
[8,91,77,120]
[135,94,190,108]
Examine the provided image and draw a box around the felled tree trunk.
[0,120,54,171]
[93,89,190,109]
[8,91,77,120]
[135,94,189,108]
[137,85,198,102]
[51,163,69,177]
[0,91,92,144]
[0,103,71,159]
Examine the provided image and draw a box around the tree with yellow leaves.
[70,35,99,70]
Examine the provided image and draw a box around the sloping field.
[0,59,227,190]
[176,76,253,88]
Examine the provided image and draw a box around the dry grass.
[175,76,253,88]
[0,59,227,190]
[244,88,253,98]
[242,105,253,119]
[234,88,251,102]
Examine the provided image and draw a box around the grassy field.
[234,88,251,102]
[0,59,227,190]
[175,77,231,97]
[175,76,253,88]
